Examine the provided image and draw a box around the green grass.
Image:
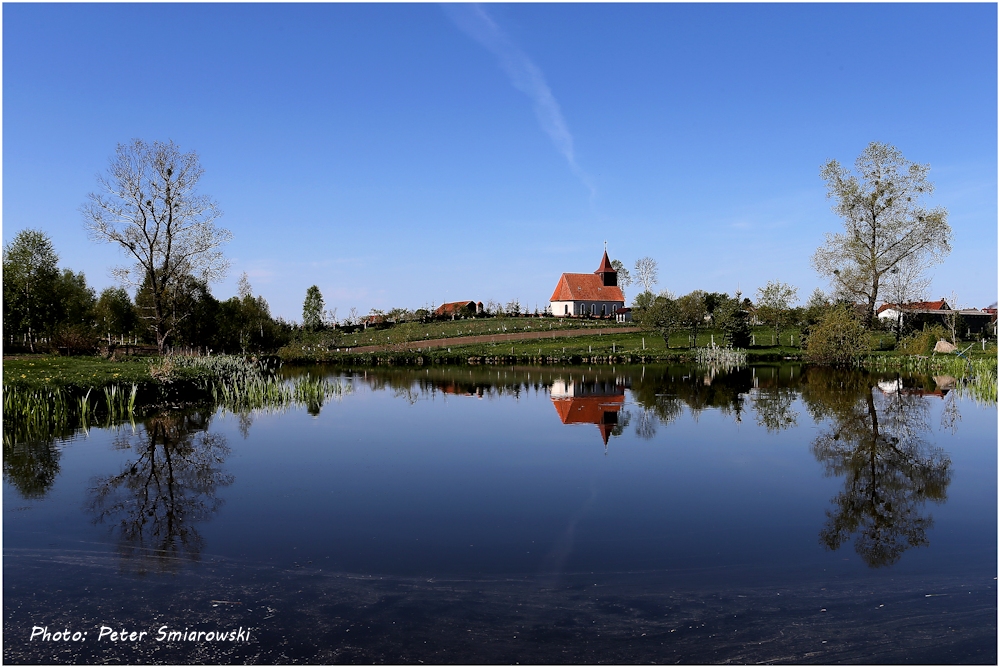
[3,355,207,390]
[283,316,636,351]
[3,354,349,444]
[282,326,813,364]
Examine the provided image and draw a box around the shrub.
[805,305,870,365]
[49,325,98,355]
[898,323,949,356]
[148,356,176,381]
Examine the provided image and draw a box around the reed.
[864,353,997,406]
[694,347,747,368]
[3,355,342,445]
[210,372,347,415]
[952,358,998,407]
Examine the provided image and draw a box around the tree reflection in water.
[4,419,80,500]
[87,411,233,574]
[803,369,952,568]
[751,386,799,433]
[3,438,61,500]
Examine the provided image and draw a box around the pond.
[3,364,996,663]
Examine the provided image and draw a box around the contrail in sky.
[445,4,596,198]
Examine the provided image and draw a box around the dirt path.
[348,327,639,353]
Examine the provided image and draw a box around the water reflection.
[86,411,233,574]
[550,377,627,445]
[2,438,62,500]
[351,364,957,568]
[3,421,79,499]
[4,365,965,574]
[802,369,952,567]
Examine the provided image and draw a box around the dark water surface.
[4,364,996,663]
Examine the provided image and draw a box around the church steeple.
[595,249,617,287]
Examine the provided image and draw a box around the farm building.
[549,251,626,318]
[876,299,950,324]
[877,299,996,337]
[434,301,483,318]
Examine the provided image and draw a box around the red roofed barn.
[434,301,483,318]
[550,251,626,317]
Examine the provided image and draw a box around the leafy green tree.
[215,274,285,353]
[805,304,870,365]
[755,280,798,346]
[3,229,61,351]
[610,259,632,289]
[813,142,951,327]
[636,294,680,347]
[677,290,708,347]
[95,287,140,340]
[703,292,729,320]
[53,269,96,327]
[47,269,98,354]
[136,274,219,350]
[632,290,656,315]
[714,292,752,348]
[802,288,832,326]
[216,298,248,353]
[302,285,324,330]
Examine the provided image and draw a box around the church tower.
[595,250,617,287]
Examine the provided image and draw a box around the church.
[549,250,626,317]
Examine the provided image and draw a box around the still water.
[4,364,996,663]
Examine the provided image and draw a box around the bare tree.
[882,259,931,342]
[942,291,963,345]
[813,142,951,327]
[83,140,231,352]
[237,272,253,300]
[633,256,659,294]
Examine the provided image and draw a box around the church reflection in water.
[550,375,629,446]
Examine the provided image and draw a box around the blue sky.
[4,3,997,321]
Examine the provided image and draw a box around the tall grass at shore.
[209,372,347,414]
[3,382,141,445]
[864,353,997,406]
[4,355,349,444]
[694,347,748,368]
[952,358,998,406]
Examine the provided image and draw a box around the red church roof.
[549,274,625,302]
[552,394,626,445]
[596,250,614,274]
